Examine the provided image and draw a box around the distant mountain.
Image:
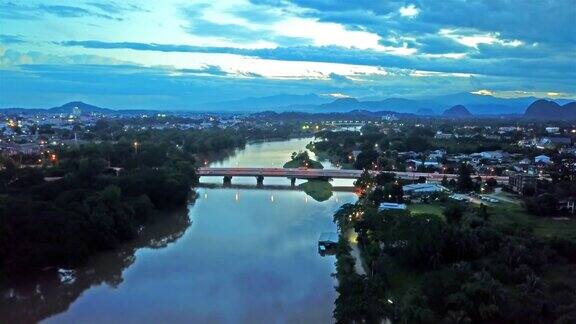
[524,99,576,120]
[202,93,332,111]
[49,101,111,114]
[249,109,416,122]
[417,108,436,116]
[443,105,473,118]
[316,97,435,114]
[425,92,576,115]
[0,101,157,115]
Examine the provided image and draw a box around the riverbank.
[2,136,358,323]
[331,172,576,323]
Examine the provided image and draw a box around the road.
[197,167,509,183]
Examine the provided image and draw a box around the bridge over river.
[197,167,508,185]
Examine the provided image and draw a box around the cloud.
[1,0,574,107]
[322,92,351,99]
[0,2,123,20]
[57,40,576,82]
[328,72,354,84]
[86,2,147,14]
[399,4,419,18]
[0,34,25,44]
[178,65,230,76]
[0,49,129,67]
[2,61,573,109]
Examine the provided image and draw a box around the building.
[403,183,448,196]
[559,199,575,215]
[471,151,507,162]
[449,194,469,202]
[318,232,338,254]
[428,149,446,160]
[71,106,82,119]
[0,142,41,156]
[508,172,537,194]
[406,159,440,169]
[534,155,551,164]
[378,203,407,211]
[537,137,572,149]
[434,131,454,139]
[545,127,560,134]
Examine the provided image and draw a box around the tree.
[444,203,465,224]
[524,193,559,217]
[354,169,374,194]
[486,178,498,187]
[441,176,449,187]
[477,204,490,221]
[78,157,108,181]
[375,172,396,186]
[457,163,474,193]
[354,149,379,170]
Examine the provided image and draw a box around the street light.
[133,141,139,154]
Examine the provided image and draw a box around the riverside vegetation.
[332,171,576,323]
[0,128,246,279]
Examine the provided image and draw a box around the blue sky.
[0,0,575,109]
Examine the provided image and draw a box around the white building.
[534,155,551,164]
[403,183,449,195]
[379,203,407,211]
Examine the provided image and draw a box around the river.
[2,138,357,323]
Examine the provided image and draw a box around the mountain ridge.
[443,105,473,118]
[2,96,575,120]
[524,99,576,120]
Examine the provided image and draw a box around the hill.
[49,101,112,114]
[0,101,157,115]
[202,93,332,111]
[524,99,576,120]
[317,97,435,114]
[442,105,473,118]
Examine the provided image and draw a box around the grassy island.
[283,151,323,169]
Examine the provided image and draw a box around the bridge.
[197,167,509,185]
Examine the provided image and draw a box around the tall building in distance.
[71,106,81,119]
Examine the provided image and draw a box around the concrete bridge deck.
[197,167,509,183]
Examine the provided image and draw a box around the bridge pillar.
[256,175,264,186]
[290,177,296,187]
[223,176,232,186]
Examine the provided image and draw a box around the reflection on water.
[0,209,191,324]
[41,188,356,323]
[1,138,357,323]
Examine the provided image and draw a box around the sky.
[0,0,575,109]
